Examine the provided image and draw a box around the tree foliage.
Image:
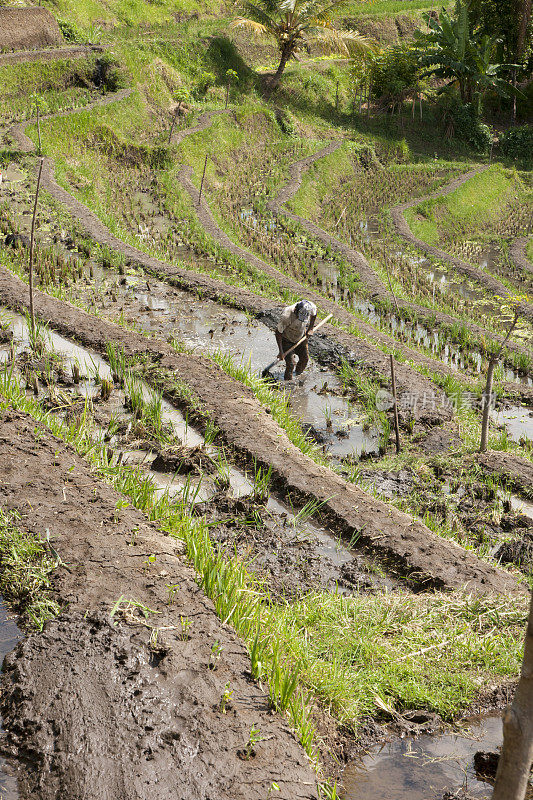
[231,0,377,88]
[414,1,516,111]
[370,43,421,111]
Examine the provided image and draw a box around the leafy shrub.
[436,94,492,153]
[58,19,86,44]
[370,44,420,109]
[499,125,533,166]
[453,103,492,152]
[194,71,216,98]
[94,54,126,92]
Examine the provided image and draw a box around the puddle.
[509,494,533,521]
[342,715,527,800]
[491,405,533,444]
[0,600,23,799]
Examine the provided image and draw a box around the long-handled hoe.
[261,313,333,378]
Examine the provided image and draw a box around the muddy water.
[342,715,520,800]
[2,312,395,593]
[89,268,380,459]
[0,602,22,799]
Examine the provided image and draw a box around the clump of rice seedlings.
[0,507,61,630]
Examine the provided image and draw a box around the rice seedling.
[219,682,233,713]
[209,640,223,670]
[244,724,265,760]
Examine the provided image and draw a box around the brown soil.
[0,8,63,51]
[0,407,319,800]
[390,168,533,325]
[0,266,523,596]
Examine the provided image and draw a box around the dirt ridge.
[0,408,319,800]
[476,450,533,497]
[0,264,523,596]
[0,45,103,65]
[510,235,533,275]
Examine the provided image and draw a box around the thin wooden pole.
[167,102,181,144]
[390,354,401,453]
[198,154,208,207]
[29,157,44,343]
[36,104,42,155]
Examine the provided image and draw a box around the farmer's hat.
[295,300,314,322]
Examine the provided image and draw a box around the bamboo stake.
[29,157,44,343]
[197,154,208,207]
[390,354,401,453]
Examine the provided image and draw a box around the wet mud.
[0,312,394,597]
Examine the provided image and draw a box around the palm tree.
[231,0,376,89]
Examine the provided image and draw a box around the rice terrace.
[0,0,532,797]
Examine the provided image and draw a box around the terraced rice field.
[0,15,531,800]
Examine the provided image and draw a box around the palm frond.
[230,17,270,37]
[309,27,354,55]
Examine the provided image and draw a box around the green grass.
[527,238,533,262]
[404,165,530,248]
[345,0,443,15]
[265,590,526,723]
[0,57,98,123]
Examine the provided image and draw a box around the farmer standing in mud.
[275,299,317,381]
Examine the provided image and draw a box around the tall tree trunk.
[269,44,293,90]
[516,0,532,59]
[491,591,533,800]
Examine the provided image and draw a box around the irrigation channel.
[0,312,397,596]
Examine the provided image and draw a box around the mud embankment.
[476,450,533,497]
[0,265,524,595]
[0,45,102,66]
[0,407,318,800]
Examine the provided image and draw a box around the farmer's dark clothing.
[281,335,309,381]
